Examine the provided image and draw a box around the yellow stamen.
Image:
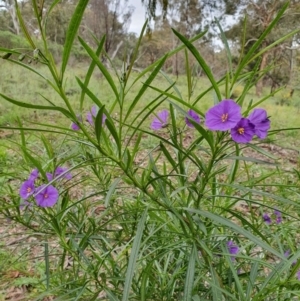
[221,113,228,122]
[238,128,244,135]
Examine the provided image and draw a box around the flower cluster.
[150,100,270,144]
[72,105,107,130]
[205,99,270,143]
[263,209,282,225]
[19,167,71,208]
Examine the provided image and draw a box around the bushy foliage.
[1,1,300,300]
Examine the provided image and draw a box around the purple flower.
[71,122,80,131]
[86,106,98,125]
[20,179,35,200]
[274,209,282,224]
[230,118,255,143]
[55,166,72,180]
[284,250,290,258]
[86,106,106,126]
[47,167,72,182]
[29,169,39,181]
[71,114,82,131]
[46,172,53,181]
[248,108,270,139]
[151,110,169,130]
[185,109,200,128]
[102,114,107,125]
[35,185,59,207]
[263,213,272,225]
[227,240,239,261]
[205,99,242,131]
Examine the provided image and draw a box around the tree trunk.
[256,51,269,97]
[7,1,20,35]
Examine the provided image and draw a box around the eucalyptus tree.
[225,0,300,95]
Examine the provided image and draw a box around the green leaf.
[79,36,106,110]
[78,36,120,102]
[124,54,168,122]
[185,48,192,100]
[125,20,148,82]
[129,31,207,89]
[0,48,20,55]
[183,244,196,301]
[105,118,121,154]
[184,208,284,259]
[171,28,222,101]
[15,0,36,49]
[0,93,73,119]
[76,77,104,109]
[122,208,148,301]
[224,155,278,166]
[215,19,232,77]
[61,0,90,78]
[95,106,106,144]
[246,262,259,299]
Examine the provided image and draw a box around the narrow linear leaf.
[183,244,197,301]
[122,208,148,301]
[0,93,73,119]
[246,262,259,299]
[185,208,284,259]
[15,0,36,49]
[80,36,106,109]
[78,36,120,102]
[130,31,207,88]
[224,155,278,166]
[61,0,89,78]
[104,178,121,207]
[125,20,148,82]
[172,28,222,101]
[124,54,168,122]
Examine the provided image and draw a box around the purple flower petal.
[274,209,281,217]
[55,166,72,180]
[102,114,107,125]
[185,109,200,128]
[297,270,300,281]
[46,172,53,182]
[71,114,82,131]
[274,209,282,224]
[20,179,35,200]
[230,118,255,143]
[151,110,169,130]
[248,108,270,139]
[86,106,98,126]
[35,185,59,207]
[29,168,39,181]
[227,240,239,261]
[71,122,80,131]
[263,213,272,225]
[86,111,93,125]
[205,99,242,131]
[284,250,290,257]
[91,105,97,117]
